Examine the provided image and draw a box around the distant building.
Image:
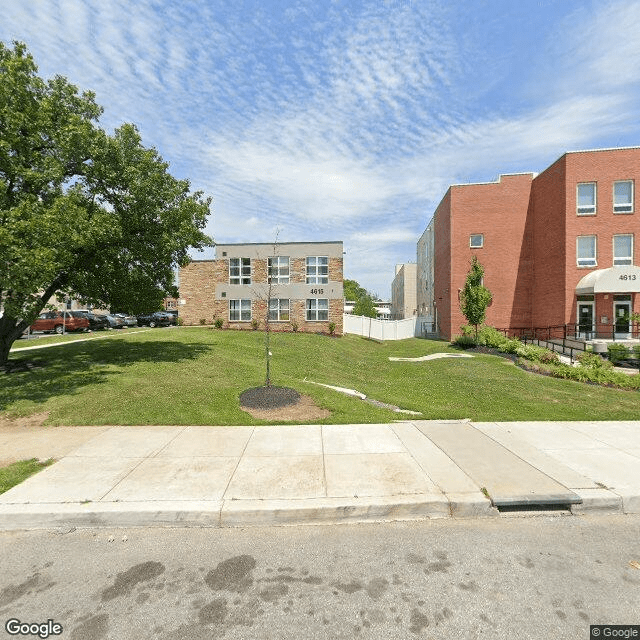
[419,147,640,340]
[344,299,390,320]
[375,300,392,320]
[179,241,344,334]
[390,263,417,320]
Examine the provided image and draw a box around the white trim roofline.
[548,145,640,167]
[450,172,536,188]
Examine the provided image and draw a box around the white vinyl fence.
[343,314,419,340]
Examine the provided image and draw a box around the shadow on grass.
[0,339,212,411]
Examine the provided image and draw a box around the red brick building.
[418,147,640,340]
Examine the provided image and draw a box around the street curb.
[0,494,456,530]
[569,488,623,514]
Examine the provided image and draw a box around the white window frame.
[306,256,329,284]
[577,182,596,215]
[306,298,329,321]
[229,299,251,322]
[229,258,251,285]
[576,235,597,267]
[268,298,290,321]
[469,234,484,248]
[613,234,633,266]
[268,256,290,284]
[613,180,634,214]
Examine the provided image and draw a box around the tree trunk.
[0,335,12,368]
[0,314,28,368]
[0,327,20,367]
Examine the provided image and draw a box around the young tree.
[460,256,492,339]
[0,42,212,366]
[352,294,378,318]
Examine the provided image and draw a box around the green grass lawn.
[0,458,55,494]
[1,327,639,425]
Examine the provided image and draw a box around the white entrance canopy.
[575,265,640,294]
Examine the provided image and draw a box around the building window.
[229,258,251,284]
[306,256,329,284]
[306,298,328,321]
[469,234,484,248]
[268,298,290,321]
[577,235,597,267]
[229,299,251,321]
[268,256,290,284]
[613,180,633,213]
[577,182,596,215]
[613,234,633,266]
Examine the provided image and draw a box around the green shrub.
[214,318,224,329]
[500,338,522,354]
[477,326,509,349]
[608,343,630,364]
[291,321,298,333]
[199,318,207,325]
[516,343,553,362]
[460,324,476,337]
[549,361,640,389]
[452,335,477,349]
[633,344,640,359]
[328,322,336,335]
[176,317,184,326]
[578,352,612,369]
[538,350,560,365]
[251,319,259,331]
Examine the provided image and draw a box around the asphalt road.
[1,515,639,640]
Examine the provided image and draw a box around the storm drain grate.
[496,503,576,514]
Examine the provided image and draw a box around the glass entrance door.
[577,303,594,339]
[614,302,631,339]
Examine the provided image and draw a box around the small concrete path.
[10,329,152,352]
[0,420,639,530]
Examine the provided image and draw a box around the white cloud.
[3,0,640,298]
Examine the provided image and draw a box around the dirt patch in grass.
[0,412,50,432]
[240,394,331,422]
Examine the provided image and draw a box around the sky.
[3,0,640,299]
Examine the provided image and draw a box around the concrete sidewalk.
[0,420,639,530]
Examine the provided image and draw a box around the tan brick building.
[390,263,417,320]
[179,241,344,334]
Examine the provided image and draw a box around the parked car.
[114,313,138,328]
[137,311,173,327]
[157,311,177,326]
[71,311,109,331]
[30,311,89,334]
[103,314,125,329]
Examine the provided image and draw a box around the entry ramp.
[413,421,582,508]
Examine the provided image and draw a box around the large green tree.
[0,42,212,366]
[343,278,368,302]
[460,256,492,339]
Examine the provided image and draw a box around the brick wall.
[439,174,533,339]
[178,261,221,325]
[179,252,344,335]
[429,148,640,339]
[530,156,567,328]
[563,149,640,324]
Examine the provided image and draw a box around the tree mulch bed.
[239,386,301,409]
[239,386,331,421]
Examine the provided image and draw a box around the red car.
[30,311,89,334]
